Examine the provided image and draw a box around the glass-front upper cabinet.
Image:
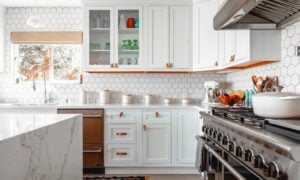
[115,7,143,69]
[88,8,113,69]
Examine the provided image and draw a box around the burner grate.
[212,107,264,127]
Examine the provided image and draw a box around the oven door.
[196,136,263,180]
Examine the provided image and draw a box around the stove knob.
[213,129,218,139]
[228,141,236,152]
[263,162,270,177]
[222,136,229,145]
[236,145,244,157]
[209,128,215,136]
[269,161,282,178]
[254,154,265,169]
[202,125,206,133]
[217,132,223,142]
[244,149,255,162]
[205,127,210,135]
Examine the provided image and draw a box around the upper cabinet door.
[235,30,250,62]
[223,30,236,65]
[148,6,170,70]
[115,7,144,70]
[86,7,114,70]
[194,1,219,70]
[170,6,191,70]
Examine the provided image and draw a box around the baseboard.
[105,167,200,174]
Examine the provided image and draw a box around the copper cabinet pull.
[119,112,123,117]
[166,63,169,68]
[114,63,118,68]
[83,149,102,153]
[143,125,147,131]
[155,112,159,118]
[230,55,235,62]
[169,63,173,68]
[116,152,127,156]
[116,132,128,136]
[214,61,218,66]
[110,63,114,68]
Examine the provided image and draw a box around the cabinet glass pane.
[117,10,140,66]
[89,10,111,66]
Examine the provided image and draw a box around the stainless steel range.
[196,107,300,180]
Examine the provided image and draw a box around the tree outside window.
[14,44,81,83]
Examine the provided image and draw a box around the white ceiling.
[0,0,82,7]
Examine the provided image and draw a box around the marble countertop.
[0,114,82,142]
[57,103,213,111]
[0,102,218,111]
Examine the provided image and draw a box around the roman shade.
[11,31,83,44]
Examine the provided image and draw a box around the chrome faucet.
[43,70,49,103]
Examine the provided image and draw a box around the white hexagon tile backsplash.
[0,7,299,104]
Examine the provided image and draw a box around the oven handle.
[203,143,246,180]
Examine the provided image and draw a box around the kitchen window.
[11,32,83,83]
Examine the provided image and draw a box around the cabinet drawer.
[143,111,171,124]
[107,124,136,144]
[105,110,141,123]
[106,144,136,165]
[58,109,103,117]
[83,152,104,168]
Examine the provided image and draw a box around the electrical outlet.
[296,46,300,57]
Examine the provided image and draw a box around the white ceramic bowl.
[252,92,300,118]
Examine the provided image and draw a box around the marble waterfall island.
[0,114,83,180]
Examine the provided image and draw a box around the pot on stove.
[252,92,300,118]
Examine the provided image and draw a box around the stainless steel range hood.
[214,0,300,30]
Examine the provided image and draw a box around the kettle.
[202,81,223,104]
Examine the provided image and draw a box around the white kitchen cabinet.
[177,111,198,164]
[142,123,171,164]
[221,30,281,68]
[105,108,199,171]
[148,5,191,71]
[0,5,5,72]
[105,109,141,167]
[142,111,172,164]
[84,7,114,71]
[115,6,144,70]
[84,6,144,72]
[193,0,219,70]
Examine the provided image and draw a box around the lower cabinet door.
[142,123,171,164]
[106,144,136,165]
[83,144,104,168]
[177,111,198,164]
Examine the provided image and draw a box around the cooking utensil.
[252,92,300,118]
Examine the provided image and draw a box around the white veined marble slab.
[0,114,83,180]
[0,114,80,142]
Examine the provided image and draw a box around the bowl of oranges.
[218,90,244,106]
